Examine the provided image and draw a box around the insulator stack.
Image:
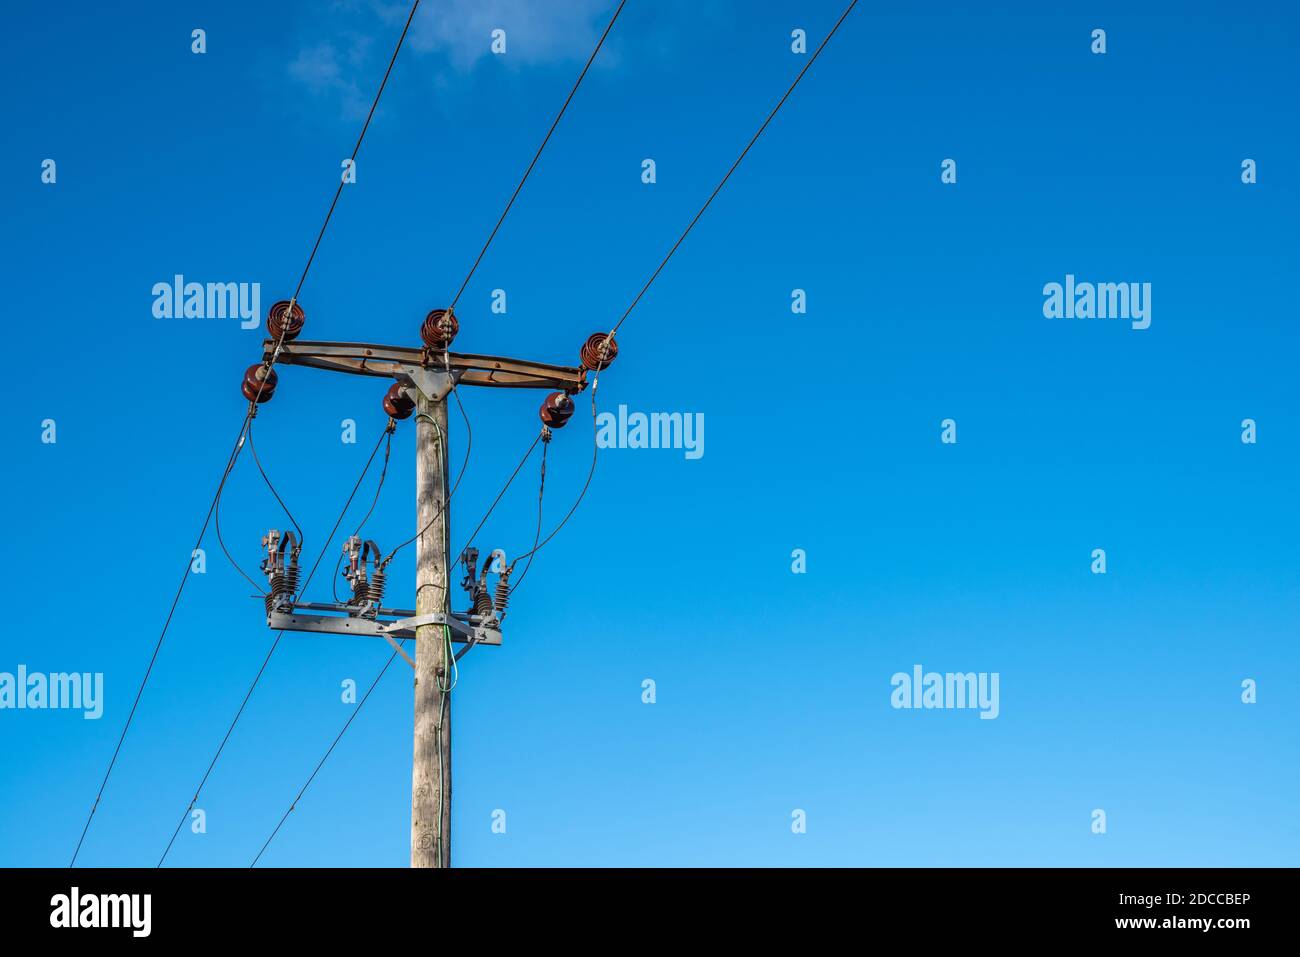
[267,300,306,342]
[242,363,278,403]
[539,391,575,428]
[473,588,494,620]
[353,567,386,606]
[420,308,459,350]
[343,537,386,613]
[265,574,294,616]
[493,565,512,616]
[260,529,300,614]
[579,333,618,371]
[383,383,415,419]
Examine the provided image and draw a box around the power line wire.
[214,426,267,595]
[73,0,422,865]
[251,642,405,867]
[451,430,544,570]
[228,0,860,869]
[448,0,627,310]
[509,361,605,568]
[70,418,248,866]
[247,415,305,553]
[252,0,423,410]
[334,427,396,602]
[608,0,858,338]
[506,438,548,595]
[244,0,630,847]
[381,386,474,565]
[504,3,861,591]
[157,422,395,867]
[252,424,545,859]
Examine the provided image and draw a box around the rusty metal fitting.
[538,391,575,428]
[241,363,278,403]
[267,300,306,343]
[383,382,415,420]
[579,332,617,371]
[420,308,459,350]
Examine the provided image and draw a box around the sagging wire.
[74,0,424,868]
[455,371,598,670]
[507,357,605,571]
[333,426,396,602]
[450,431,544,574]
[455,432,551,667]
[253,395,476,866]
[158,420,396,867]
[246,415,305,557]
[244,0,863,870]
[492,0,862,607]
[506,438,548,597]
[214,427,266,595]
[381,388,473,566]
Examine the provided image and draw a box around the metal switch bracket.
[267,604,502,670]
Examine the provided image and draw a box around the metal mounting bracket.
[402,368,458,403]
[267,604,502,670]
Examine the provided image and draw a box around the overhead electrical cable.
[448,0,628,309]
[519,0,861,577]
[70,419,248,866]
[73,0,423,866]
[157,422,395,867]
[233,0,862,867]
[608,0,859,339]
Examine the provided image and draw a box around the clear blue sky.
[2,0,1297,867]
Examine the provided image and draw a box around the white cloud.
[286,35,374,118]
[404,0,609,70]
[286,0,615,116]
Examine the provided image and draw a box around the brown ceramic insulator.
[579,333,617,371]
[267,300,306,342]
[420,308,459,350]
[538,391,575,428]
[382,383,415,420]
[241,363,278,403]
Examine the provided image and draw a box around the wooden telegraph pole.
[412,392,451,867]
[257,323,595,867]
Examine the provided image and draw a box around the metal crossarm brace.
[263,339,587,397]
[268,606,502,671]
